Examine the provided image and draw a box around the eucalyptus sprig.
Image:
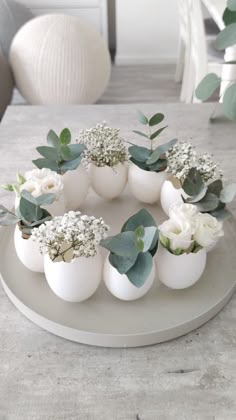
[129,110,177,172]
[182,168,236,220]
[100,209,158,287]
[33,128,86,175]
[0,190,54,236]
[195,0,236,120]
[1,173,26,196]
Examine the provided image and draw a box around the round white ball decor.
[9,14,111,104]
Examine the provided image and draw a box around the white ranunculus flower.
[169,202,198,232]
[22,168,64,199]
[193,213,224,248]
[20,180,42,197]
[159,219,193,251]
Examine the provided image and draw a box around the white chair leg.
[175,37,185,82]
[180,49,190,102]
[184,58,194,104]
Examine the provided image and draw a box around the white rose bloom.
[22,168,64,199]
[159,219,193,251]
[20,180,41,197]
[169,203,198,232]
[25,168,54,181]
[193,213,224,248]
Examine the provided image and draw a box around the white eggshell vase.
[90,163,128,200]
[103,256,156,301]
[157,244,207,289]
[44,251,103,302]
[160,180,185,216]
[14,225,44,273]
[63,167,89,211]
[128,163,166,204]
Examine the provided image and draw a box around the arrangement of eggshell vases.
[1,114,231,306]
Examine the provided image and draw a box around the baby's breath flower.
[32,211,109,262]
[79,122,129,168]
[166,142,222,183]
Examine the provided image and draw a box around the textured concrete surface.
[0,104,236,419]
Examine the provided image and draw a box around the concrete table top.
[0,104,236,419]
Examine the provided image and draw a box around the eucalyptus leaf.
[211,208,232,220]
[135,225,145,238]
[33,158,60,173]
[148,159,167,172]
[220,183,236,203]
[128,145,151,162]
[135,236,144,252]
[20,190,37,205]
[36,146,61,161]
[129,158,148,171]
[1,184,14,192]
[228,0,236,11]
[150,126,168,140]
[121,208,157,232]
[207,179,223,196]
[196,193,219,212]
[132,130,149,139]
[0,213,19,225]
[36,193,55,206]
[147,138,177,165]
[223,82,236,119]
[16,173,26,185]
[185,186,208,203]
[60,155,83,172]
[182,168,204,196]
[47,130,60,149]
[126,252,153,288]
[195,73,221,101]
[100,231,137,257]
[142,226,158,252]
[19,197,38,222]
[68,143,86,156]
[216,22,236,49]
[149,113,164,126]
[60,128,71,145]
[223,8,236,25]
[109,252,138,274]
[136,110,148,125]
[61,145,72,161]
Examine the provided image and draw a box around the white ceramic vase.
[90,163,128,200]
[103,256,156,301]
[157,244,207,289]
[15,193,66,216]
[63,167,89,211]
[128,163,166,204]
[14,225,44,273]
[44,251,103,302]
[160,180,184,216]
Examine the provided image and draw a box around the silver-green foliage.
[129,110,177,172]
[182,168,236,220]
[100,209,158,288]
[195,0,236,120]
[0,190,54,235]
[33,128,86,174]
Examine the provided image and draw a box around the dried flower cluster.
[32,211,109,262]
[79,122,129,168]
[166,142,222,183]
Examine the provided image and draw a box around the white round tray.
[1,190,236,348]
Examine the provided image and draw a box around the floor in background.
[12,64,181,106]
[99,64,181,104]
